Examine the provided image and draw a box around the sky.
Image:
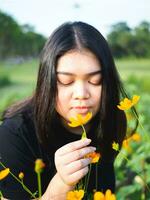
[0,0,150,38]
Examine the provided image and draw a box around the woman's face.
[55,50,102,130]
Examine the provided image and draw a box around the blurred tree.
[0,10,46,60]
[107,21,150,58]
[107,22,131,57]
[131,21,150,57]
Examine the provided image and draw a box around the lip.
[71,106,91,114]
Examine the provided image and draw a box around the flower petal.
[132,95,140,105]
[94,191,104,200]
[0,168,10,180]
[68,112,92,127]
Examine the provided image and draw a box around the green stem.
[84,164,92,195]
[132,109,150,141]
[0,161,36,198]
[95,163,98,191]
[37,172,42,198]
[0,190,3,198]
[81,125,87,139]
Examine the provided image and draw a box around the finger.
[68,166,89,183]
[65,158,91,174]
[56,138,91,156]
[62,146,96,164]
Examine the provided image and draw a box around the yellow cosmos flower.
[94,189,116,200]
[94,191,104,200]
[112,142,119,151]
[105,189,116,200]
[34,159,45,173]
[85,152,101,163]
[122,133,141,152]
[18,172,24,179]
[68,112,92,127]
[122,139,132,152]
[0,168,10,180]
[117,95,140,110]
[66,189,84,200]
[131,133,141,142]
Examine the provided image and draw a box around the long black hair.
[3,21,128,159]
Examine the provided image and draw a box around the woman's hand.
[54,138,96,186]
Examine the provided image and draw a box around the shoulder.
[0,114,23,135]
[0,109,33,137]
[0,109,41,170]
[0,108,37,155]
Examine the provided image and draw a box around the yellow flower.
[122,133,141,152]
[112,142,119,151]
[94,191,104,200]
[117,95,140,110]
[66,190,84,200]
[0,168,10,180]
[68,112,92,127]
[94,189,116,200]
[131,133,141,142]
[85,152,101,163]
[122,139,132,152]
[18,172,24,179]
[105,189,116,200]
[34,159,45,173]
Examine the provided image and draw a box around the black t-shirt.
[0,110,115,200]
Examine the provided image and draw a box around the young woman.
[0,21,127,200]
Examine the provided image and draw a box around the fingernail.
[92,147,96,151]
[83,138,91,143]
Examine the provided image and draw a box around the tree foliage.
[0,10,46,59]
[107,21,150,58]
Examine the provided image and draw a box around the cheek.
[92,87,102,108]
[55,87,71,111]
[93,86,102,100]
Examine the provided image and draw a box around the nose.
[72,81,90,99]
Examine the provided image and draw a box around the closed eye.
[57,74,74,86]
[88,75,102,85]
[57,80,74,86]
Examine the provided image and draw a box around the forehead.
[57,50,101,74]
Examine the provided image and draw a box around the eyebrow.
[56,70,102,76]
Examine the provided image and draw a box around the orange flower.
[85,152,101,163]
[68,112,92,127]
[122,139,132,152]
[0,168,10,180]
[131,133,141,142]
[94,191,104,200]
[122,133,141,152]
[66,189,84,200]
[18,172,24,179]
[94,189,116,200]
[105,189,116,200]
[117,95,140,110]
[34,159,45,173]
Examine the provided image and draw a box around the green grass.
[115,58,150,79]
[0,59,39,113]
[0,59,38,83]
